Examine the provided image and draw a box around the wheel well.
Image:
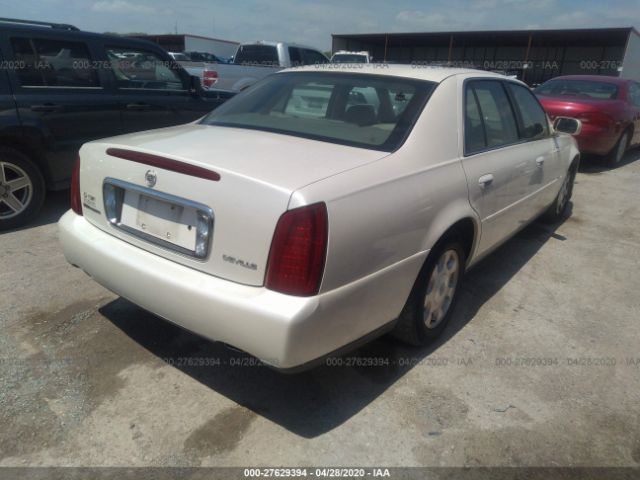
[438,217,477,265]
[571,154,580,170]
[624,124,634,146]
[626,123,634,136]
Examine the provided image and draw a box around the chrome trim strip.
[102,178,214,260]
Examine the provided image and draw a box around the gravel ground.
[0,152,639,470]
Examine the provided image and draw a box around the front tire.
[0,147,45,231]
[541,162,576,223]
[393,241,466,346]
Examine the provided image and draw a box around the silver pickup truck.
[169,52,220,91]
[207,42,329,92]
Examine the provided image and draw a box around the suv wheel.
[0,147,45,231]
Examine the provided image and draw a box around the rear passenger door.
[461,79,533,256]
[0,44,17,128]
[505,81,560,213]
[102,43,213,133]
[1,32,122,188]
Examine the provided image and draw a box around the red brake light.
[265,203,328,297]
[203,70,218,88]
[106,148,220,182]
[70,156,82,216]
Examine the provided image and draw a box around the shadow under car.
[98,211,571,438]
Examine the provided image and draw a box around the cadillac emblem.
[145,170,157,188]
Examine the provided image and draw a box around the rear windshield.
[234,45,279,66]
[199,72,436,151]
[332,54,368,63]
[534,79,618,100]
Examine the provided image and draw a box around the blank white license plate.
[120,191,198,251]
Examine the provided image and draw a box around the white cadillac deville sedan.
[59,65,581,371]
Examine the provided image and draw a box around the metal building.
[130,34,239,59]
[332,27,640,86]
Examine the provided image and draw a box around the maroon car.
[535,75,640,164]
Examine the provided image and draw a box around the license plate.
[120,190,198,251]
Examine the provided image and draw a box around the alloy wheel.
[0,161,33,220]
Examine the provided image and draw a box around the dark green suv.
[0,18,233,230]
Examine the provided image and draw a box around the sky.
[1,0,639,50]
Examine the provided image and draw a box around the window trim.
[463,78,551,157]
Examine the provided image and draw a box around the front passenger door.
[105,45,210,133]
[505,82,560,214]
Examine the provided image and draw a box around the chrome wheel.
[0,161,33,220]
[423,249,460,329]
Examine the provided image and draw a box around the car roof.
[280,64,507,83]
[545,75,629,85]
[0,21,164,51]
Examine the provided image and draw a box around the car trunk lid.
[78,124,388,286]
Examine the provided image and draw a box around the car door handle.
[478,174,494,187]
[30,104,63,112]
[536,156,545,167]
[126,103,152,111]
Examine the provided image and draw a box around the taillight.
[202,70,218,88]
[576,111,614,130]
[265,203,328,297]
[70,155,82,216]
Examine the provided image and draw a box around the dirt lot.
[1,152,639,469]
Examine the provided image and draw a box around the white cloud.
[503,0,555,9]
[396,10,447,27]
[471,0,499,10]
[91,0,155,14]
[394,9,486,31]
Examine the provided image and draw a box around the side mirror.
[189,74,204,95]
[553,117,582,136]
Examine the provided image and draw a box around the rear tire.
[0,147,45,231]
[392,241,466,346]
[608,130,630,166]
[541,162,577,224]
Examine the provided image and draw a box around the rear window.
[199,72,435,151]
[10,37,99,88]
[534,79,618,100]
[332,54,368,63]
[234,45,279,66]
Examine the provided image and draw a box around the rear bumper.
[58,211,425,369]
